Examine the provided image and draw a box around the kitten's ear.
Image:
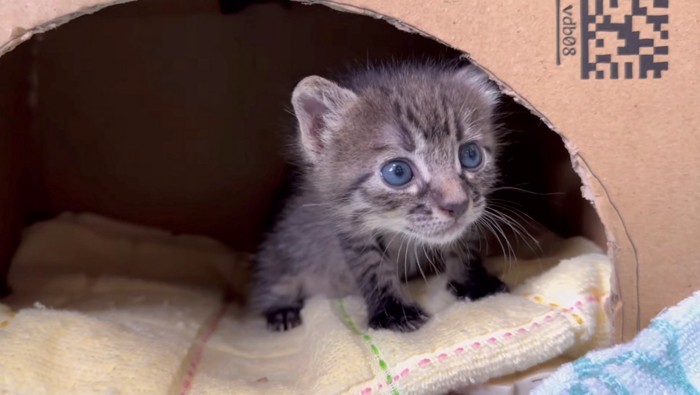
[453,65,500,108]
[292,76,357,162]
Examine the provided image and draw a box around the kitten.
[250,61,508,332]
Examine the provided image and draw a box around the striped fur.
[250,61,508,332]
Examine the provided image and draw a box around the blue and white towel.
[533,291,700,395]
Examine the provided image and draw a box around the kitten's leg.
[340,235,428,332]
[264,304,303,332]
[445,242,508,300]
[250,272,305,332]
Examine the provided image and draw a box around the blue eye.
[381,160,413,187]
[459,142,483,170]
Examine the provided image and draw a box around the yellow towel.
[0,213,612,395]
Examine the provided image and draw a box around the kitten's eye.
[381,160,413,187]
[459,142,483,170]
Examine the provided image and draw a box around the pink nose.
[438,200,468,218]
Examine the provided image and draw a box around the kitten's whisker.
[490,186,565,197]
[391,233,403,278]
[479,216,502,260]
[488,201,542,226]
[454,239,467,265]
[473,222,489,258]
[472,221,485,254]
[485,205,544,257]
[422,244,440,276]
[414,244,426,285]
[485,208,533,242]
[483,212,522,274]
[383,231,402,281]
[299,203,332,208]
[396,235,407,282]
[488,214,518,265]
[403,236,411,284]
[480,214,515,267]
[476,227,484,256]
[491,225,516,274]
[492,210,541,254]
[412,237,429,285]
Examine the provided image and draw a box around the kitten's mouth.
[407,220,467,245]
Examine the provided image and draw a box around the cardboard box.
[0,0,697,350]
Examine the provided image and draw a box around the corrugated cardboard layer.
[1,0,699,342]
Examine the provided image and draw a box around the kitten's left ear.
[453,65,501,108]
[292,76,358,163]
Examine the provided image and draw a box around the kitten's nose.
[438,200,469,218]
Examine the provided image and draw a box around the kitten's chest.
[382,234,445,280]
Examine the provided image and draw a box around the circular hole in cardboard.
[0,0,615,337]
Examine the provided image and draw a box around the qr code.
[581,0,669,79]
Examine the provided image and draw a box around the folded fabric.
[532,291,700,395]
[0,213,612,395]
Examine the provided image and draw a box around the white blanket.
[0,213,612,395]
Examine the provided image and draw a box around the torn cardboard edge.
[0,0,632,343]
[0,0,136,57]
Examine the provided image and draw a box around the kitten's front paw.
[448,275,509,301]
[265,307,302,331]
[368,298,429,332]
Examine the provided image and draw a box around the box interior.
[0,0,606,304]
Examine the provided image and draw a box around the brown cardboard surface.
[0,0,698,345]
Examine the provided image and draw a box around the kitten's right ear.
[292,76,357,163]
[453,65,501,108]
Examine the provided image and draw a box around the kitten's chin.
[418,232,466,246]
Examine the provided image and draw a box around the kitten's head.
[291,62,501,246]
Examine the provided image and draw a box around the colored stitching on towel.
[177,301,230,395]
[524,293,598,326]
[335,300,400,395]
[356,294,599,391]
[0,311,15,329]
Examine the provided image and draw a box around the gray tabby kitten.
[250,61,508,332]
